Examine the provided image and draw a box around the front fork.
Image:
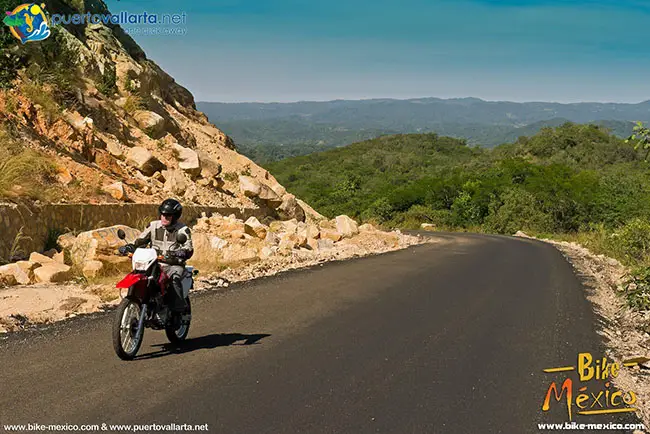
[135,303,148,340]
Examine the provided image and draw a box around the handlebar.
[117,248,183,265]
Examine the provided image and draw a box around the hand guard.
[118,244,135,255]
[169,250,189,259]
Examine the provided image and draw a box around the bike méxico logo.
[3,3,50,44]
[541,352,642,421]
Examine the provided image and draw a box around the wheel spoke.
[120,303,140,354]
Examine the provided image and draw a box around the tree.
[626,121,650,160]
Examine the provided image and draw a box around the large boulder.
[239,176,262,198]
[103,181,126,201]
[221,245,258,264]
[172,144,201,178]
[258,184,281,205]
[278,235,299,254]
[57,233,77,251]
[189,233,221,263]
[320,228,343,242]
[133,110,166,138]
[210,236,228,249]
[65,225,141,266]
[0,272,17,286]
[269,219,299,235]
[29,252,55,265]
[335,215,359,239]
[16,261,41,274]
[106,141,124,159]
[297,198,326,222]
[162,169,187,195]
[92,255,132,274]
[259,246,274,259]
[194,214,246,240]
[317,239,335,250]
[56,166,73,185]
[34,263,72,283]
[0,263,31,285]
[277,194,306,222]
[297,222,320,241]
[263,231,278,246]
[82,260,104,279]
[126,147,166,176]
[359,223,377,232]
[244,217,268,239]
[270,183,286,198]
[306,237,319,251]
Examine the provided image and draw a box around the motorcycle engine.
[150,295,168,329]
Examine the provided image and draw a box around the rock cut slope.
[0,0,309,220]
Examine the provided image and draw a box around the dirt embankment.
[0,215,428,333]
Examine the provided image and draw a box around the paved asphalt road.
[0,233,642,433]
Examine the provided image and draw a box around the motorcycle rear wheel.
[165,297,191,343]
[113,297,145,360]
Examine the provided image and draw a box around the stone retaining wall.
[0,203,266,262]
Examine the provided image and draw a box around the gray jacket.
[134,220,194,260]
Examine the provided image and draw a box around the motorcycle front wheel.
[165,297,191,343]
[113,297,145,360]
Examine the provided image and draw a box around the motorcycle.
[112,228,197,360]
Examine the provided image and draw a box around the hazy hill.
[197,99,644,161]
[198,98,650,125]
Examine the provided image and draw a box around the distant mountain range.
[197,98,650,161]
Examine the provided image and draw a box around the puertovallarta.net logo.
[3,3,50,44]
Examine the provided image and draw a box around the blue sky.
[104,0,650,103]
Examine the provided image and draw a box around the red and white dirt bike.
[112,229,197,360]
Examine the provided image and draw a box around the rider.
[128,198,194,313]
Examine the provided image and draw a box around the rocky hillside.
[0,0,314,221]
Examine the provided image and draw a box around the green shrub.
[605,218,650,264]
[450,191,482,227]
[223,171,238,182]
[362,197,393,223]
[23,28,83,108]
[96,66,117,95]
[623,267,650,311]
[123,94,144,115]
[484,188,552,235]
[0,146,56,200]
[20,81,61,122]
[387,205,453,230]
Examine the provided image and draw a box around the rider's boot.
[170,276,188,313]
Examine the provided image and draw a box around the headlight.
[134,261,149,271]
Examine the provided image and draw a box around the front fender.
[116,272,146,289]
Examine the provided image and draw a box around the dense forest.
[268,123,647,232]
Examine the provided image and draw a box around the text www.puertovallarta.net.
[2,423,209,432]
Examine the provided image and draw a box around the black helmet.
[159,198,183,222]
